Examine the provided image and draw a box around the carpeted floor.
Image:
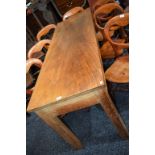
[26,71,129,155]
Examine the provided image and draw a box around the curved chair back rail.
[36,24,57,41]
[27,39,51,59]
[26,58,43,74]
[92,0,115,12]
[93,2,124,31]
[104,13,129,56]
[63,7,84,21]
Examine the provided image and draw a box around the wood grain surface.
[105,55,129,83]
[27,8,105,112]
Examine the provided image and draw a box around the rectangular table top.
[27,8,105,112]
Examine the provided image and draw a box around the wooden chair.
[93,2,124,37]
[104,13,129,83]
[104,13,129,57]
[27,39,51,60]
[63,7,84,21]
[26,58,43,95]
[36,24,57,41]
[90,0,115,42]
[93,2,124,59]
[92,0,115,13]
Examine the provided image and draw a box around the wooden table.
[27,8,128,149]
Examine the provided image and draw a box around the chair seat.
[105,55,129,83]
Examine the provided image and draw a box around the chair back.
[92,0,115,12]
[63,7,84,21]
[27,39,51,59]
[36,24,56,41]
[93,2,124,30]
[104,13,129,56]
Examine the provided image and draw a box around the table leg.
[100,90,129,139]
[36,110,83,149]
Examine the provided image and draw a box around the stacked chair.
[92,0,129,95]
[92,0,115,42]
[26,23,57,107]
[104,13,129,83]
[27,39,51,61]
[27,24,56,61]
[93,2,125,59]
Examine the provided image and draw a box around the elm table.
[27,8,128,149]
